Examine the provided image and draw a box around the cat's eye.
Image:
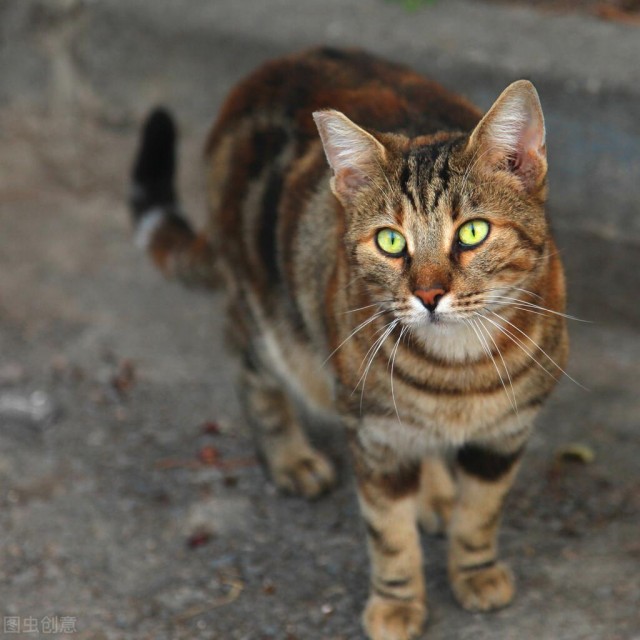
[457,219,490,248]
[376,228,407,256]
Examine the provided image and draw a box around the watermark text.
[3,616,77,634]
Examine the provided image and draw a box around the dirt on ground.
[0,109,638,640]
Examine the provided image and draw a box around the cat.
[130,47,569,640]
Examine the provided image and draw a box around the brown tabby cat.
[130,47,569,640]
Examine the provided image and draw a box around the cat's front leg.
[239,363,336,499]
[448,436,527,612]
[350,432,427,640]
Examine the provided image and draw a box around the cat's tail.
[129,107,218,288]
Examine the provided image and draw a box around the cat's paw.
[363,595,427,640]
[450,561,515,612]
[272,449,336,499]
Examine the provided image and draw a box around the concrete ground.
[0,1,639,639]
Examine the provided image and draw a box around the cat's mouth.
[427,312,445,325]
[403,308,464,330]
[398,292,489,332]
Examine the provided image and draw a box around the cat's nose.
[414,286,446,313]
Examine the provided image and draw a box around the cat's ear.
[313,110,386,204]
[468,80,547,193]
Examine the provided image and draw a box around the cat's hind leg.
[417,455,456,536]
[240,362,336,499]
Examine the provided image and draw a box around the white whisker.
[388,325,408,426]
[357,319,397,374]
[322,308,391,366]
[473,314,519,416]
[340,300,394,315]
[495,303,554,319]
[354,320,399,413]
[485,311,587,390]
[478,313,560,385]
[508,286,543,300]
[485,295,590,323]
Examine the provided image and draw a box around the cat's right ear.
[467,80,547,194]
[313,110,386,205]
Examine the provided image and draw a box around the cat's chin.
[407,316,486,362]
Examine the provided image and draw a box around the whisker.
[509,286,543,300]
[529,249,561,263]
[340,299,395,315]
[484,311,589,391]
[484,286,541,300]
[484,295,590,323]
[466,317,518,416]
[472,314,518,416]
[501,304,556,319]
[487,300,572,321]
[322,308,392,366]
[464,316,491,361]
[483,297,558,316]
[388,325,408,426]
[478,313,561,386]
[354,320,399,413]
[357,319,398,374]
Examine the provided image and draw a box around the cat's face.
[314,81,549,335]
[345,137,548,332]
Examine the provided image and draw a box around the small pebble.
[202,421,221,435]
[198,446,220,465]
[187,531,213,549]
[0,390,55,425]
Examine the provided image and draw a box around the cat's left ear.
[313,110,387,205]
[468,80,547,194]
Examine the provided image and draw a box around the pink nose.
[414,287,446,312]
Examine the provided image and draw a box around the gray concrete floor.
[0,104,638,640]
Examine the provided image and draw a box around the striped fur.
[131,48,568,640]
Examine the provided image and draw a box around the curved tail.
[129,108,217,288]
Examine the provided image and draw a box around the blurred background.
[0,1,638,638]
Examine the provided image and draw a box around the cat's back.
[205,48,482,289]
[207,47,481,151]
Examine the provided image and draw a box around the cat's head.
[313,80,549,338]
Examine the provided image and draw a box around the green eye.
[458,219,490,248]
[376,228,407,256]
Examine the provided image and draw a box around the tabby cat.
[130,48,568,640]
